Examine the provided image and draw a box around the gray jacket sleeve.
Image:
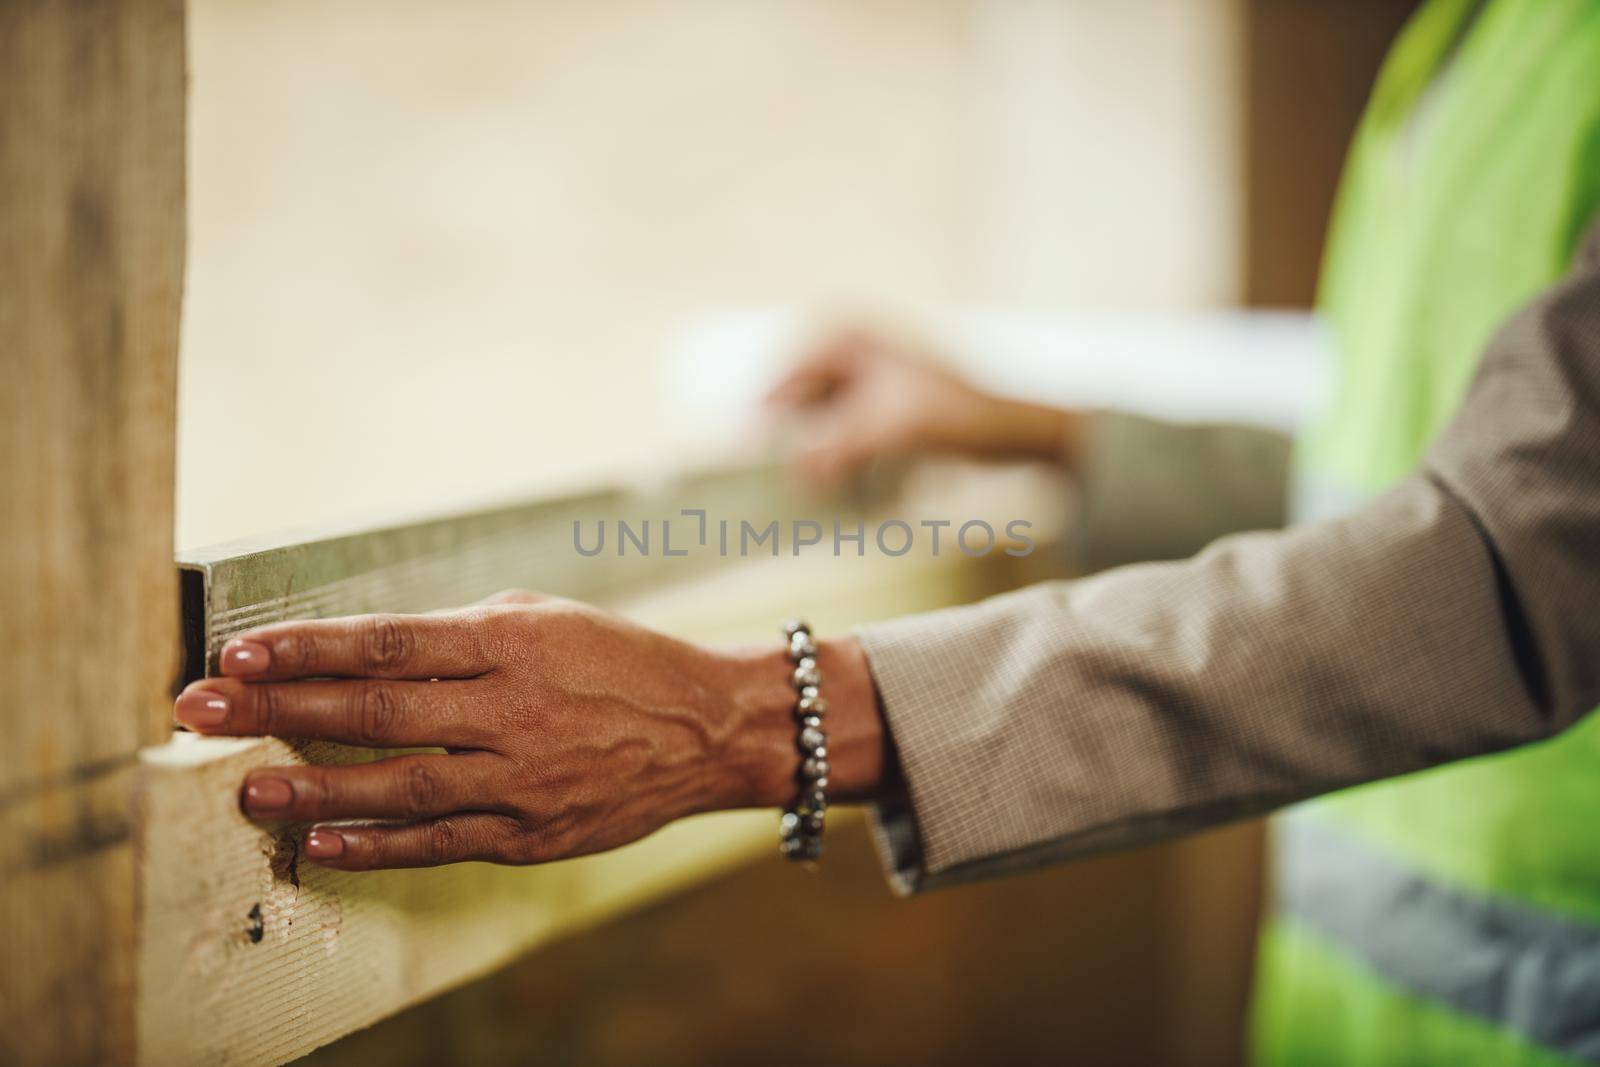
[858,223,1600,894]
[1073,410,1293,570]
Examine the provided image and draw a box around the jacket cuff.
[854,595,1038,894]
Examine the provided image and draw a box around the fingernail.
[241,777,293,815]
[305,829,345,860]
[222,640,270,676]
[175,688,229,729]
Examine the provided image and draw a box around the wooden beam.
[176,463,805,682]
[0,2,186,1063]
[139,531,1016,1066]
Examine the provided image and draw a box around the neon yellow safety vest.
[1252,1,1600,1064]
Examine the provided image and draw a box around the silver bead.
[777,611,829,862]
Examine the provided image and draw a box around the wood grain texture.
[0,1,186,1063]
[301,818,1263,1067]
[139,540,1017,1066]
[177,464,803,682]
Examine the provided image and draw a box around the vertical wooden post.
[0,2,186,1063]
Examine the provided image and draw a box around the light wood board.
[138,542,1013,1066]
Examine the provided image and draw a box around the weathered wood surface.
[177,463,803,682]
[0,2,187,1063]
[139,542,1013,1066]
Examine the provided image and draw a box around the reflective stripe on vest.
[1255,0,1600,1062]
[1275,817,1600,1062]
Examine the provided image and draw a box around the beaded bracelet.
[778,619,828,862]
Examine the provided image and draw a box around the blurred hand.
[766,325,1081,488]
[173,590,884,870]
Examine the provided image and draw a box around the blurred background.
[179,1,1420,1063]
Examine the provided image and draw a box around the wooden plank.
[0,1,186,1063]
[139,537,1014,1066]
[177,463,805,682]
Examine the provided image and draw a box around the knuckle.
[286,630,319,674]
[363,615,415,673]
[424,818,463,866]
[351,683,403,745]
[469,610,528,673]
[301,766,336,812]
[478,619,518,670]
[484,693,531,741]
[254,685,285,736]
[357,833,386,870]
[400,761,447,818]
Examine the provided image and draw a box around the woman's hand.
[172,591,886,870]
[766,325,1082,488]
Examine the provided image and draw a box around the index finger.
[763,332,862,409]
[219,611,499,681]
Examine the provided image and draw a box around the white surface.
[178,0,1249,550]
[663,307,1334,451]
